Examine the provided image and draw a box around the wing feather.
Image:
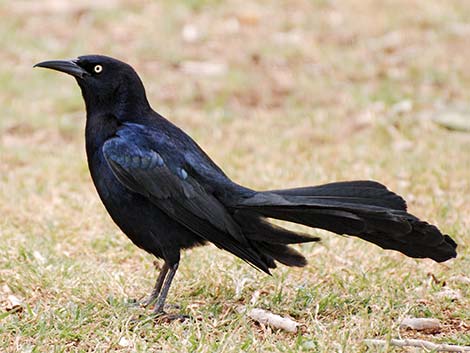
[102,129,269,273]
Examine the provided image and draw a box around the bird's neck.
[81,82,151,122]
[112,85,152,120]
[83,97,151,121]
[85,113,120,158]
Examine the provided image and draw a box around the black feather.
[236,181,457,263]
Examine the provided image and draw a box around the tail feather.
[254,208,366,235]
[271,180,407,211]
[234,180,457,264]
[255,242,307,267]
[233,210,319,244]
[233,210,319,268]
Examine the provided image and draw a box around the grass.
[1,0,470,351]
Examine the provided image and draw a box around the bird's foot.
[125,297,152,308]
[153,310,191,323]
[137,297,181,310]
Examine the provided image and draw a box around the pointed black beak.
[34,59,89,79]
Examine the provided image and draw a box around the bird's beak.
[33,59,89,79]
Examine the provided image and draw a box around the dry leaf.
[433,110,470,132]
[241,307,300,333]
[400,317,440,331]
[5,294,23,312]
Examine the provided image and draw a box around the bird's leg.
[140,262,169,307]
[153,262,179,315]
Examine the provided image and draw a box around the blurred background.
[1,0,469,351]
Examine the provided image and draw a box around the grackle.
[34,55,457,318]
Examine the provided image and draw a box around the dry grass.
[1,0,470,352]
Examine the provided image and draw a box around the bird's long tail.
[233,180,457,268]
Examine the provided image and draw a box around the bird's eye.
[94,65,103,74]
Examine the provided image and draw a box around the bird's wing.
[102,127,269,272]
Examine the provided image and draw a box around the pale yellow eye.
[94,65,103,73]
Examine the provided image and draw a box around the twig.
[364,338,470,352]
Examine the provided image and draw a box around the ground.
[1,0,469,352]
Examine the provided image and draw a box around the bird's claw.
[137,297,181,310]
[153,311,191,323]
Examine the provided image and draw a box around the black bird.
[34,55,457,317]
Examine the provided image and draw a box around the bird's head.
[34,55,150,119]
